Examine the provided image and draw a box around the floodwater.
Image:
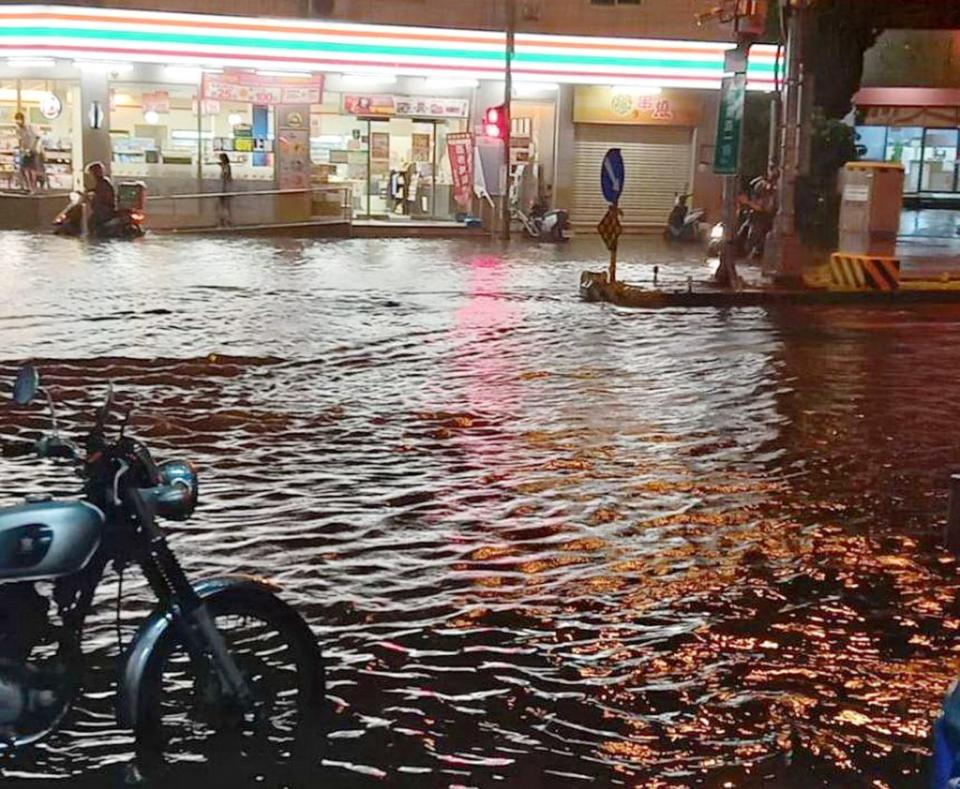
[1,231,959,787]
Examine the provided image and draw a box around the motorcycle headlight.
[157,460,199,521]
[709,223,724,241]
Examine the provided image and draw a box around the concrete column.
[79,70,112,176]
[553,84,575,216]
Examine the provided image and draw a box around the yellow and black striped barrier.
[828,253,900,292]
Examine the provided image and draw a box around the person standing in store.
[14,111,39,194]
[218,153,233,227]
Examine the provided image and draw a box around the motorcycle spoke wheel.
[135,590,324,769]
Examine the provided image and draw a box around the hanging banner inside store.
[142,91,170,114]
[202,70,323,105]
[277,103,310,190]
[343,95,469,119]
[447,132,474,207]
[396,97,470,120]
[573,86,703,126]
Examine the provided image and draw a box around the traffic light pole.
[501,0,515,241]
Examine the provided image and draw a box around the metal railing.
[145,184,352,232]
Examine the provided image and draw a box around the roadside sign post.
[600,148,625,284]
[713,45,749,288]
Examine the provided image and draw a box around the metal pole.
[773,0,803,271]
[768,94,781,173]
[500,0,515,241]
[196,91,203,189]
[946,474,960,554]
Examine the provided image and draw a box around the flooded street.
[2,231,960,786]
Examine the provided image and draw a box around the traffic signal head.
[484,104,508,140]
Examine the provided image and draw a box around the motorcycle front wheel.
[133,586,325,772]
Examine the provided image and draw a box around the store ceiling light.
[164,66,202,82]
[424,78,479,90]
[228,113,243,126]
[143,110,160,124]
[7,58,55,68]
[341,74,397,88]
[513,81,559,97]
[255,70,312,79]
[74,60,134,75]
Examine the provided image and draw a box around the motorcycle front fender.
[116,574,283,729]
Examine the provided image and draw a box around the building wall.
[50,0,731,41]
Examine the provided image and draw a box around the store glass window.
[110,82,275,193]
[854,126,887,162]
[921,127,959,193]
[0,78,80,192]
[885,126,923,193]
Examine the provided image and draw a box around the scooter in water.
[515,201,570,243]
[53,190,146,240]
[663,193,706,243]
[0,364,324,772]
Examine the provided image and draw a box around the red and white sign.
[343,94,469,119]
[142,90,170,114]
[342,94,396,116]
[447,131,474,208]
[202,70,323,105]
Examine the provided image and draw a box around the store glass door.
[885,127,924,193]
[920,127,959,193]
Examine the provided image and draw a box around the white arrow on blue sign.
[601,148,625,204]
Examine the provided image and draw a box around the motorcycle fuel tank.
[0,501,103,582]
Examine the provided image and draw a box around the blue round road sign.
[601,148,625,204]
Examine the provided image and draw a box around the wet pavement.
[1,232,959,786]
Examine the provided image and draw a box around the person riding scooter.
[664,193,705,242]
[87,161,117,237]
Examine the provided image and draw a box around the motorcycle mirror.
[13,365,39,406]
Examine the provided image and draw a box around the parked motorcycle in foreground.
[0,365,324,773]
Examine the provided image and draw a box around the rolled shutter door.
[572,124,693,229]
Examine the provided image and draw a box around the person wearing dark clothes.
[218,153,233,227]
[86,161,116,237]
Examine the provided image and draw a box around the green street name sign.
[713,72,746,175]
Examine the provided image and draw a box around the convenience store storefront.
[854,88,960,199]
[0,4,777,224]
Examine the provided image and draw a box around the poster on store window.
[277,103,311,190]
[412,133,431,163]
[203,70,323,105]
[371,132,390,160]
[446,131,474,207]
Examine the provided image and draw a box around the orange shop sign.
[573,86,703,126]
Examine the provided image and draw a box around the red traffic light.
[484,104,508,140]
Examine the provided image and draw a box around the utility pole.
[767,0,807,281]
[501,0,515,241]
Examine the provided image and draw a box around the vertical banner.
[446,131,474,207]
[276,104,310,191]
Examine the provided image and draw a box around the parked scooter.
[510,162,569,243]
[53,184,146,240]
[515,199,570,243]
[0,365,324,770]
[664,193,706,243]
